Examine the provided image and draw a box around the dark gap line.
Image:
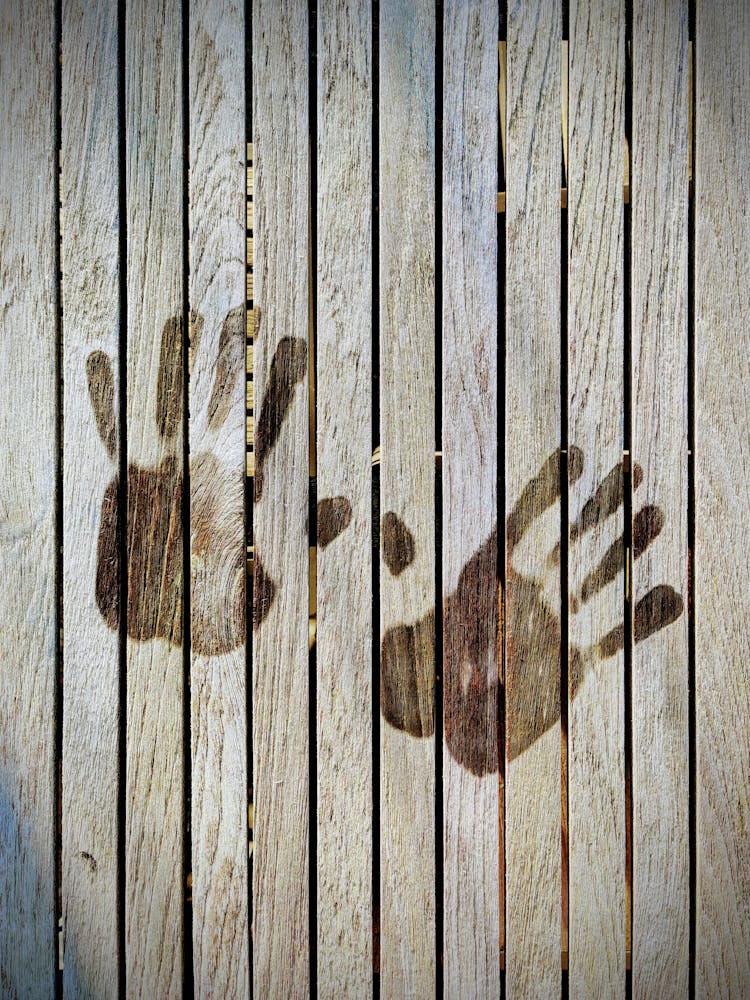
[371,3,381,994]
[116,0,128,994]
[245,0,254,994]
[434,2,444,997]
[687,3,696,996]
[498,8,506,991]
[623,2,633,993]
[181,0,194,994]
[560,4,569,994]
[308,3,318,995]
[53,0,63,991]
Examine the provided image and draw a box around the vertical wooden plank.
[379,0,435,995]
[60,0,119,994]
[252,1,309,995]
[631,2,689,995]
[125,0,184,993]
[505,0,561,995]
[442,0,499,995]
[189,1,249,996]
[316,1,372,995]
[0,0,57,995]
[696,0,750,993]
[567,1,626,995]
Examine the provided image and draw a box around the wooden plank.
[379,0,435,995]
[60,0,120,994]
[0,0,57,995]
[442,0,499,995]
[504,0,561,995]
[252,1,310,995]
[566,1,626,995]
[189,1,249,996]
[125,0,184,992]
[631,2,689,995]
[316,1,372,995]
[695,0,750,993]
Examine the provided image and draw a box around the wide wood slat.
[125,0,185,992]
[0,0,57,995]
[316,1,373,995]
[189,0,249,995]
[442,1,499,995]
[61,0,120,995]
[696,0,750,993]
[567,1,626,995]
[252,1,310,996]
[631,2,690,995]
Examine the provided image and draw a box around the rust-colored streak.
[86,350,117,461]
[253,554,277,630]
[208,304,245,432]
[381,511,415,576]
[317,496,352,549]
[155,314,184,441]
[254,336,308,501]
[380,612,435,738]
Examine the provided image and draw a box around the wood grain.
[631,2,689,995]
[505,0,561,995]
[189,1,249,996]
[567,1,625,994]
[252,1,310,996]
[61,0,120,994]
[0,1,57,995]
[442,1,499,995]
[316,1,372,995]
[379,0,436,995]
[695,0,750,994]
[125,0,185,993]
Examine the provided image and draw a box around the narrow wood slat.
[505,0,562,995]
[252,1,310,995]
[567,1,625,994]
[631,2,689,995]
[316,1,372,995]
[189,1,249,995]
[442,1,499,995]
[61,0,120,993]
[0,1,57,994]
[696,0,750,992]
[379,0,436,995]
[125,0,185,992]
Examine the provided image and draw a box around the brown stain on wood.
[155,314,183,441]
[253,554,276,630]
[380,611,435,738]
[254,336,308,501]
[317,496,352,549]
[208,304,245,432]
[86,350,117,461]
[381,511,415,576]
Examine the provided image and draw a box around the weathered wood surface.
[379,0,436,995]
[252,0,310,996]
[631,2,689,996]
[189,1,249,996]
[316,1,372,995]
[0,0,57,995]
[567,1,625,995]
[505,1,561,995]
[125,0,185,993]
[61,0,120,995]
[442,1,499,995]
[696,0,750,994]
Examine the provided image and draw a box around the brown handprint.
[381,448,684,775]
[91,307,247,656]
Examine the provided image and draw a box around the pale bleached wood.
[316,1,372,995]
[505,0,561,996]
[696,0,750,993]
[125,0,184,993]
[442,1,499,996]
[0,1,57,995]
[189,1,249,996]
[379,0,435,995]
[252,1,310,996]
[631,2,689,996]
[60,0,120,994]
[567,1,625,995]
